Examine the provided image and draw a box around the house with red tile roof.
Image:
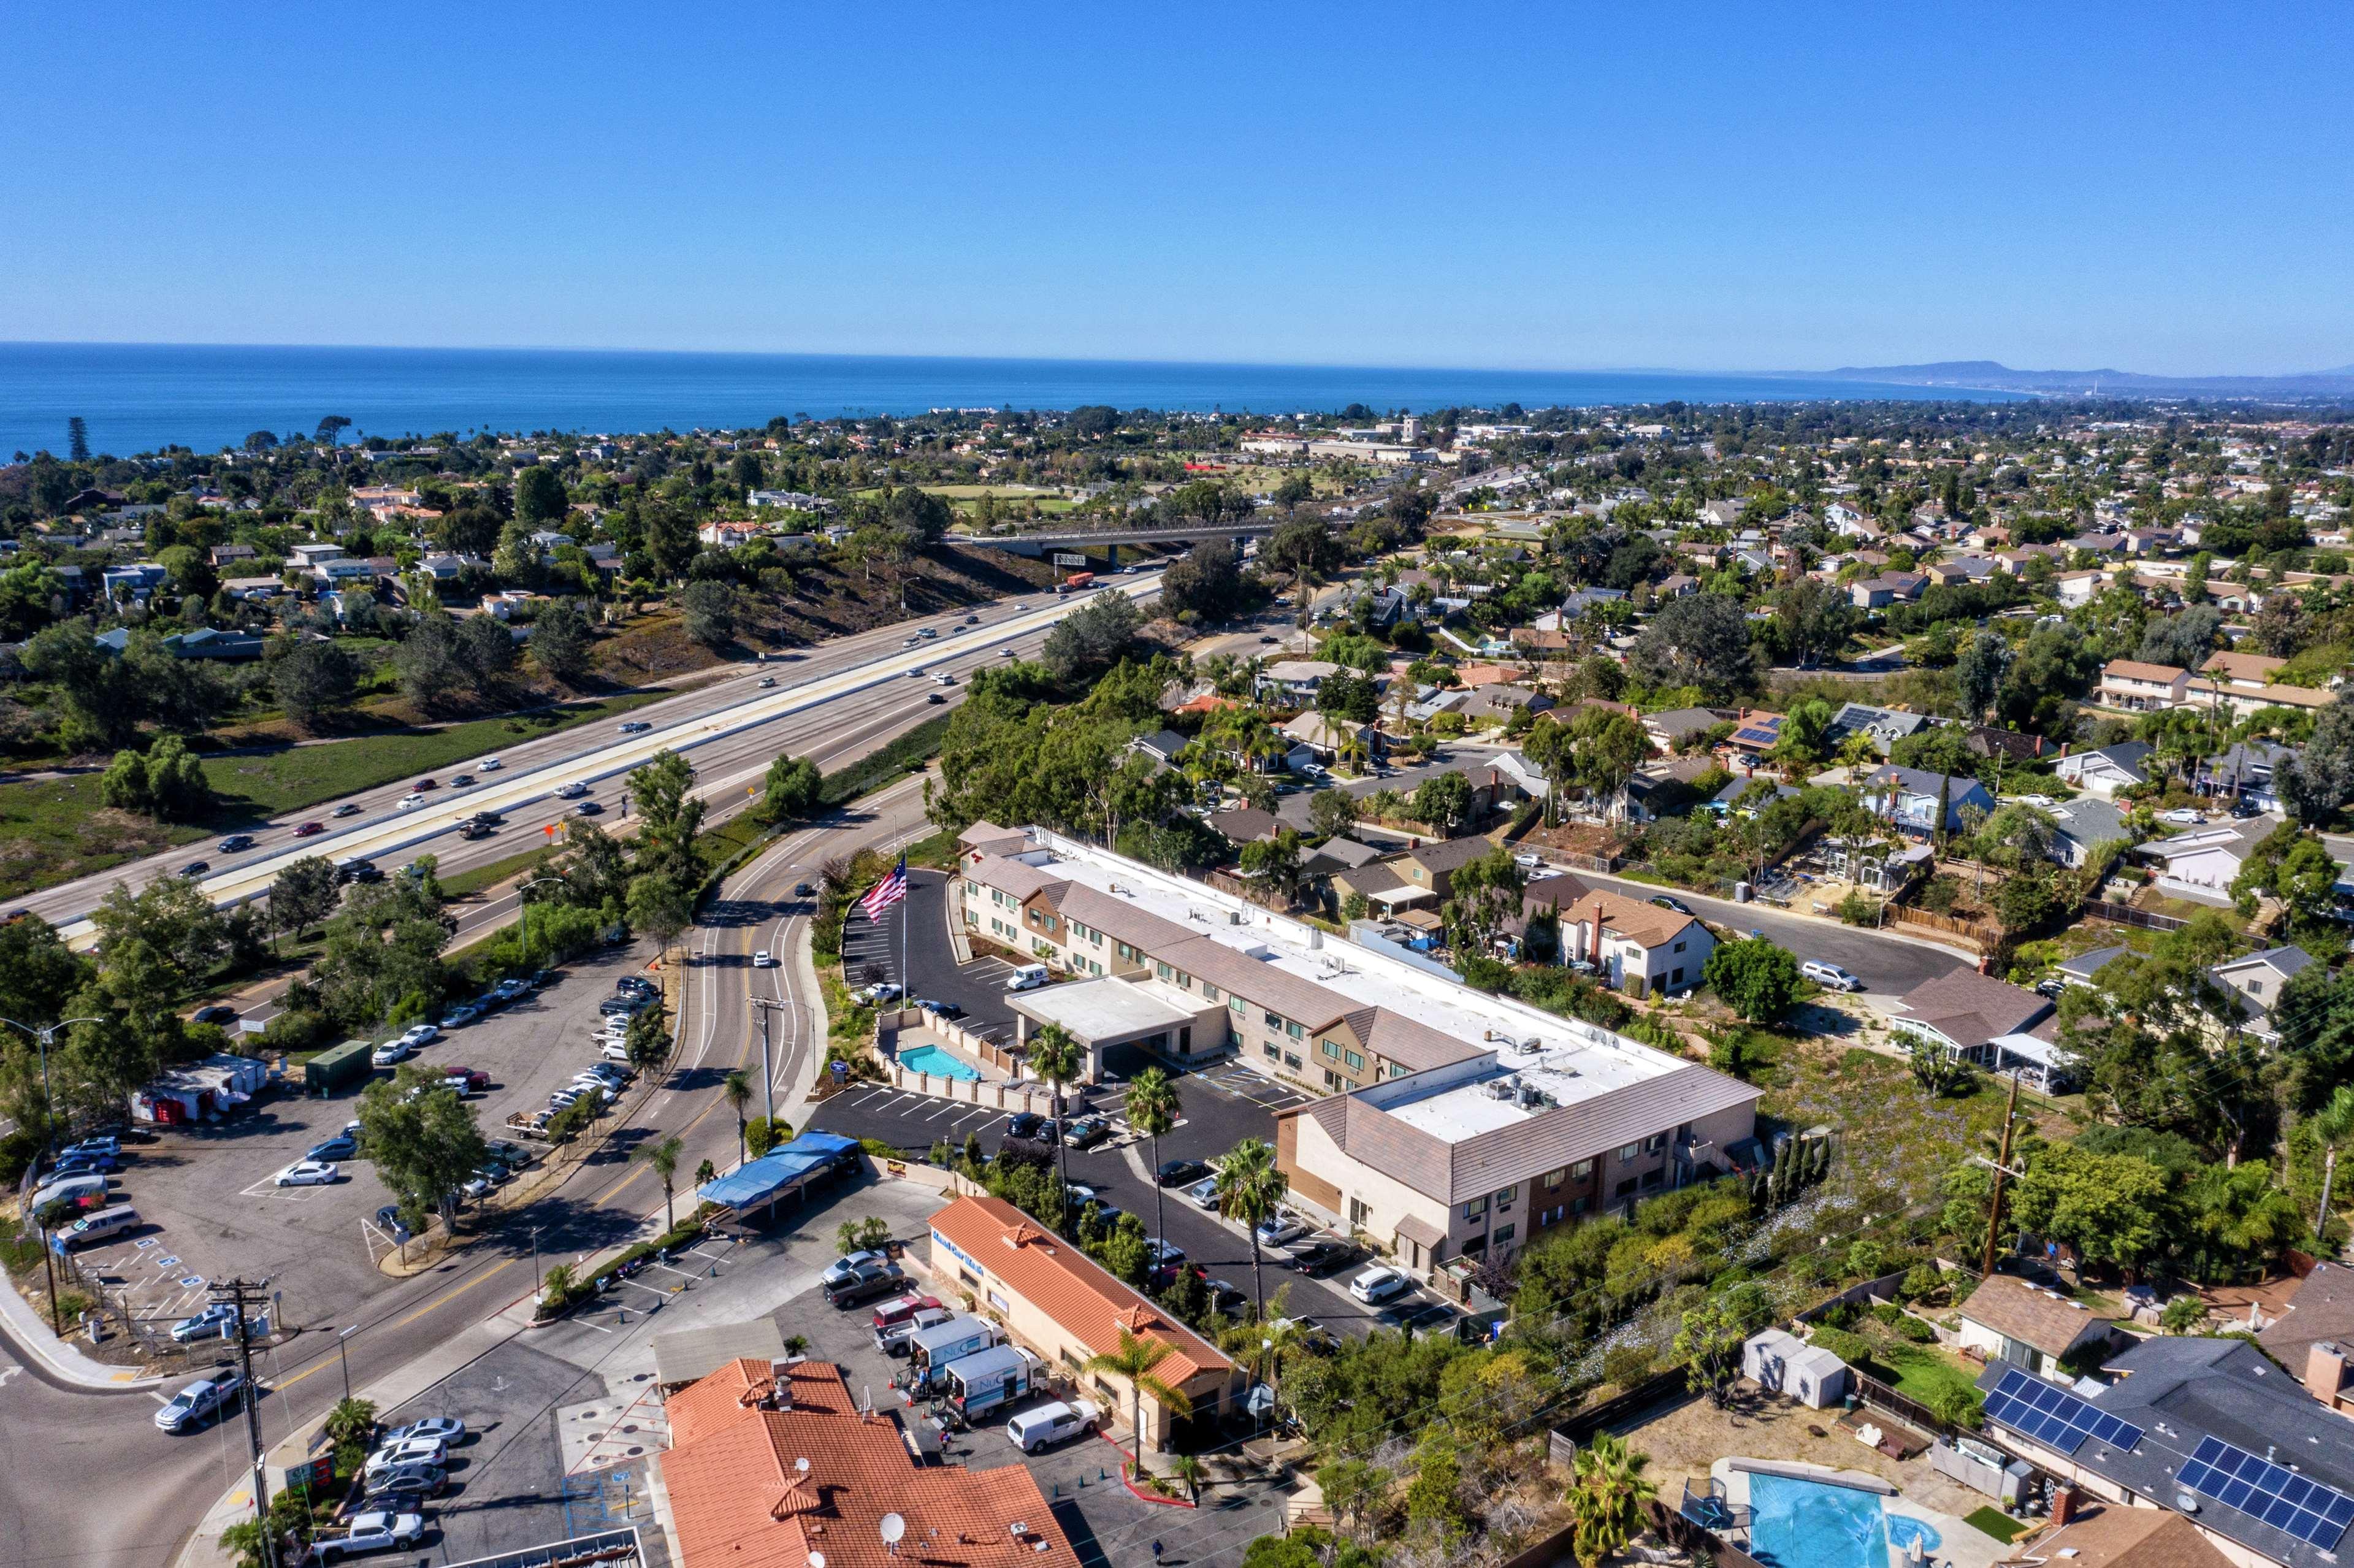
[660,1356,1073,1568]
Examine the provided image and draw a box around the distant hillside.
[1819,359,2354,399]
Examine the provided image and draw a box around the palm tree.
[1085,1327,1194,1469]
[1565,1431,1657,1566]
[2312,1087,2354,1240]
[695,1158,716,1189]
[1213,1137,1290,1310]
[635,1134,684,1234]
[1125,1068,1181,1264]
[1026,1023,1083,1208]
[721,1069,754,1167]
[1166,1453,1207,1505]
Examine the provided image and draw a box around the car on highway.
[332,802,363,817]
[1287,1239,1362,1276]
[218,833,256,851]
[999,645,1015,657]
[413,778,437,790]
[1649,895,1694,915]
[397,1023,440,1049]
[1255,1212,1310,1249]
[192,1004,239,1026]
[792,881,817,897]
[155,1371,247,1433]
[169,1303,246,1343]
[619,721,652,733]
[308,1510,426,1562]
[752,950,776,968]
[574,800,602,816]
[276,1159,340,1187]
[308,1133,358,1161]
[759,675,776,687]
[449,773,475,789]
[384,1416,465,1445]
[370,1041,411,1067]
[1155,1158,1210,1188]
[1062,1115,1112,1149]
[397,794,427,811]
[181,859,211,878]
[1348,1264,1412,1304]
[927,691,946,703]
[292,821,325,837]
[1003,1111,1046,1142]
[456,820,492,839]
[1800,960,1863,993]
[476,757,502,771]
[556,781,590,798]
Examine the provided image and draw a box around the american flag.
[858,856,909,920]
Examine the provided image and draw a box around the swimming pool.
[1744,1473,1893,1568]
[899,1044,980,1082]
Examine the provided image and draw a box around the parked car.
[385,1417,467,1445]
[1003,1112,1045,1142]
[365,1436,449,1475]
[361,1464,448,1504]
[1006,1400,1099,1453]
[1288,1239,1361,1276]
[370,1042,411,1068]
[1348,1264,1412,1304]
[824,1261,906,1307]
[442,1068,489,1096]
[1799,960,1862,993]
[917,998,963,1019]
[1061,1115,1111,1149]
[2161,807,2206,825]
[308,1510,426,1562]
[373,1206,414,1243]
[1255,1212,1310,1249]
[397,1023,440,1049]
[821,1249,888,1289]
[1155,1158,1210,1188]
[308,1133,358,1161]
[1649,895,1692,915]
[276,1160,340,1187]
[170,1303,246,1343]
[1184,1175,1223,1210]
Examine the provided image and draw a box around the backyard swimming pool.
[898,1044,980,1082]
[1745,1472,1902,1568]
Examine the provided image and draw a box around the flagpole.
[900,857,911,1003]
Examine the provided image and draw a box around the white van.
[56,1205,140,1249]
[1006,1399,1100,1454]
[932,671,956,686]
[1006,965,1049,993]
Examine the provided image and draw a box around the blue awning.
[695,1132,860,1209]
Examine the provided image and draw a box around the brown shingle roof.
[1960,1273,2114,1358]
[1895,969,2053,1052]
[1993,1505,2231,1568]
[2103,659,2188,683]
[1561,887,1705,951]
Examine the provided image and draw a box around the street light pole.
[3,1015,106,1337]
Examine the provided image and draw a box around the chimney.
[2050,1485,2080,1528]
[2309,1340,2349,1403]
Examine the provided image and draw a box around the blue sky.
[2,3,2347,375]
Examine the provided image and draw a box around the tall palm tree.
[635,1134,684,1234]
[1125,1068,1181,1264]
[1085,1328,1194,1469]
[1026,1024,1083,1209]
[1213,1137,1290,1310]
[1565,1431,1657,1566]
[721,1070,754,1167]
[2312,1087,2354,1239]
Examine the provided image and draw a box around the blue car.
[309,1134,358,1161]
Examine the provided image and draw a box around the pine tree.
[67,417,89,462]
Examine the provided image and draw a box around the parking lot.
[59,938,671,1346]
[842,868,1023,1046]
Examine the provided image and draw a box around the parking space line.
[921,1101,960,1121]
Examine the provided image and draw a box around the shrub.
[1601,1344,1653,1388]
[1809,1326,1874,1367]
[1897,1314,1938,1344]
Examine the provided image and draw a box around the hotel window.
[1645,1133,1667,1154]
[1620,1143,1641,1163]
[1283,1051,1301,1069]
[1389,1064,1409,1079]
[1492,1184,1517,1210]
[1542,1167,1565,1190]
[1229,998,1245,1015]
[1263,1043,1280,1061]
[1673,940,1686,953]
[1492,1224,1515,1246]
[1204,984,1221,1002]
[1323,1069,1341,1089]
[1156,963,1172,981]
[1344,1050,1364,1071]
[1462,1195,1488,1221]
[1286,1022,1304,1039]
[1572,1158,1593,1179]
[1321,1040,1340,1060]
[1263,1010,1284,1031]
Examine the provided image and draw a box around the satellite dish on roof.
[810,1555,826,1568]
[797,1457,810,1475]
[880,1513,907,1545]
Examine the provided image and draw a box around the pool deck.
[1713,1458,2003,1568]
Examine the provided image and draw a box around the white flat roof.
[1004,829,1686,1122]
[1010,977,1200,1043]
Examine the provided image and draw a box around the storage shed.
[1743,1327,1851,1409]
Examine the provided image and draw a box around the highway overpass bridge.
[952,520,1278,564]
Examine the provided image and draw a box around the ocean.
[0,342,2028,459]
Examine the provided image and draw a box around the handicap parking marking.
[134,1237,160,1251]
[154,1255,181,1269]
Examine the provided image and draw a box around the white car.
[1184,1175,1223,1210]
[370,1042,411,1067]
[383,1415,466,1445]
[2003,794,2056,808]
[310,1510,425,1562]
[275,1160,340,1187]
[999,645,1016,657]
[1254,1212,1310,1249]
[752,951,777,968]
[1348,1264,1410,1304]
[1799,960,1863,993]
[821,1249,887,1289]
[364,1436,448,1475]
[476,757,502,772]
[598,1041,633,1062]
[397,1023,440,1049]
[2161,807,2206,825]
[556,781,590,799]
[396,794,426,811]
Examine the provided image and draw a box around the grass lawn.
[437,845,558,901]
[0,689,668,903]
[1963,1507,2027,1543]
[1876,1342,1984,1417]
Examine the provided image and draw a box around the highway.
[25,572,1162,947]
[0,765,937,1568]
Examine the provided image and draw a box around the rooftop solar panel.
[2179,1435,2354,1550]
[1980,1368,2144,1458]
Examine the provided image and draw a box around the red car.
[414,778,438,790]
[292,821,324,838]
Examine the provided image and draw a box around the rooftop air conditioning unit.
[1228,912,1245,925]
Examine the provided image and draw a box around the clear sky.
[3,2,2348,376]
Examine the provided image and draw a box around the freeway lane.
[32,573,1161,947]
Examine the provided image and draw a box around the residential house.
[1255,659,1340,705]
[2052,568,2109,606]
[2256,1261,2354,1417]
[2202,649,2290,691]
[1642,706,1727,754]
[1279,711,1372,760]
[1206,806,1283,848]
[1724,709,1786,758]
[2096,659,2190,711]
[2197,740,2297,813]
[2141,816,2287,907]
[2206,946,2316,1041]
[2047,798,2130,868]
[208,543,256,568]
[2054,945,2129,989]
[2055,741,2154,799]
[1974,1335,2354,1568]
[1394,836,1504,901]
[1654,573,1700,599]
[1860,765,1997,836]
[1128,729,1190,768]
[696,519,768,547]
[1453,684,1553,724]
[1889,968,2056,1073]
[1556,888,1714,998]
[1849,572,1927,609]
[1824,702,1936,758]
[1698,498,1746,526]
[1955,1273,2118,1379]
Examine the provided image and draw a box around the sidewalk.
[0,1262,167,1390]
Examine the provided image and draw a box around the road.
[28,573,1163,946]
[0,766,937,1568]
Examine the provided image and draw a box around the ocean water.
[0,341,2028,459]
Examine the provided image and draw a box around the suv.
[156,1371,246,1432]
[309,1511,426,1563]
[1799,960,1862,993]
[824,1261,906,1307]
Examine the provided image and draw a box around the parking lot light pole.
[3,1015,107,1336]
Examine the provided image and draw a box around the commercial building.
[922,1195,1237,1452]
[660,1355,1074,1568]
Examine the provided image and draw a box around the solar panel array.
[1981,1367,2144,1457]
[2180,1436,2354,1550]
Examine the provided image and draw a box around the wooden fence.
[2081,901,2191,933]
[1888,904,1999,947]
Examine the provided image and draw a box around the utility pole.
[750,997,785,1125]
[1978,1069,2024,1280]
[215,1277,278,1568]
